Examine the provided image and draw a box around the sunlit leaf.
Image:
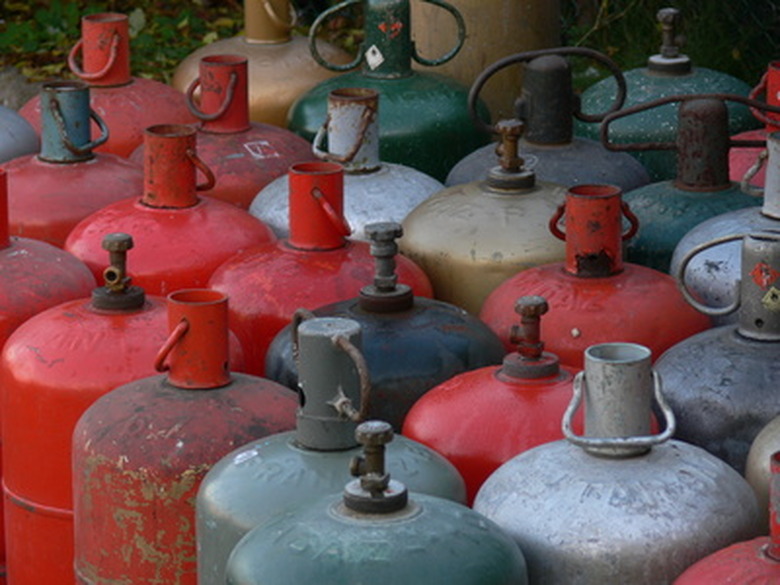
[129,8,147,38]
[202,31,219,45]
[213,17,235,28]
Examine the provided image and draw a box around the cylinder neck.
[562,185,624,277]
[358,222,413,312]
[91,233,146,311]
[38,81,95,163]
[765,61,780,132]
[244,0,292,43]
[763,132,780,219]
[161,289,231,389]
[296,317,364,450]
[582,343,654,457]
[198,55,251,134]
[646,8,691,75]
[501,296,560,379]
[516,55,573,145]
[737,233,780,341]
[142,125,201,208]
[361,0,413,78]
[77,13,132,86]
[768,451,780,560]
[0,169,8,249]
[324,88,381,173]
[675,99,731,191]
[288,161,349,251]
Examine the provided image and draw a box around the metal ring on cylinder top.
[411,0,465,67]
[67,32,121,81]
[330,334,371,422]
[185,72,239,122]
[49,96,109,154]
[312,101,377,164]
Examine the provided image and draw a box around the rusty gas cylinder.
[72,288,297,585]
[479,184,711,368]
[131,54,315,209]
[19,12,195,157]
[209,161,433,376]
[264,221,504,430]
[65,123,275,295]
[403,295,583,504]
[2,80,143,248]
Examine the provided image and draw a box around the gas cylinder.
[197,316,467,585]
[209,161,432,376]
[18,12,195,157]
[656,231,780,474]
[602,94,777,272]
[729,61,780,190]
[0,105,38,163]
[2,80,143,248]
[674,450,780,584]
[575,7,758,182]
[264,221,505,430]
[65,123,275,295]
[226,420,528,585]
[403,295,582,504]
[479,184,711,368]
[747,416,780,529]
[72,288,297,585]
[172,0,352,127]
[1,234,169,585]
[131,54,314,210]
[447,48,650,192]
[287,0,491,182]
[251,87,443,240]
[400,119,567,314]
[670,131,780,324]
[474,342,762,584]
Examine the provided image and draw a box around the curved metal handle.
[185,72,238,122]
[601,92,780,153]
[186,148,217,191]
[311,187,352,236]
[747,71,780,128]
[154,319,189,372]
[468,47,627,135]
[411,0,465,67]
[49,96,109,154]
[312,105,377,164]
[740,148,769,198]
[263,0,298,30]
[309,0,363,72]
[548,200,639,242]
[562,370,676,452]
[674,233,748,317]
[330,334,371,422]
[67,32,120,81]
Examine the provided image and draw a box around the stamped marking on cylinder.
[366,45,384,70]
[378,19,403,40]
[751,261,780,289]
[243,141,280,160]
[762,286,780,312]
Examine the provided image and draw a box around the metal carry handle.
[185,72,238,122]
[186,148,217,192]
[154,318,190,372]
[310,186,352,236]
[67,32,121,81]
[49,96,109,154]
[548,200,639,242]
[262,0,298,30]
[312,104,377,164]
[747,71,780,128]
[410,0,465,67]
[468,47,628,135]
[600,93,780,153]
[562,370,676,452]
[740,149,769,198]
[309,0,364,72]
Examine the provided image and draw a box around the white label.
[365,45,385,70]
[244,140,280,160]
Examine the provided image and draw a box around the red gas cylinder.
[479,184,712,369]
[130,54,315,210]
[72,288,297,585]
[674,450,780,584]
[18,12,195,158]
[209,161,433,376]
[403,295,581,504]
[2,80,143,248]
[729,61,780,190]
[65,124,275,295]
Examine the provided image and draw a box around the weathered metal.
[251,86,443,240]
[287,0,491,182]
[172,0,352,127]
[131,54,314,209]
[576,7,759,182]
[2,81,143,248]
[18,12,195,157]
[197,316,466,585]
[447,48,650,191]
[479,184,711,368]
[601,93,780,272]
[747,417,780,530]
[264,221,505,429]
[72,288,297,585]
[400,118,567,314]
[657,231,780,474]
[210,162,433,376]
[675,451,780,584]
[225,420,528,585]
[402,295,582,503]
[64,123,275,295]
[474,342,762,584]
[0,105,38,164]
